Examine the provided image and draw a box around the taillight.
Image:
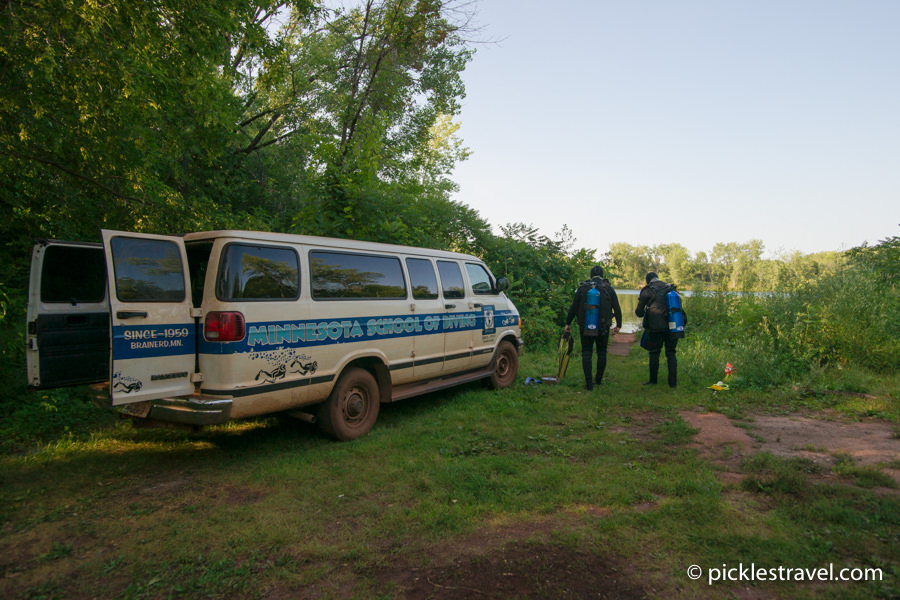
[204,311,246,342]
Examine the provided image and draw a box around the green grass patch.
[2,339,900,599]
[740,451,823,495]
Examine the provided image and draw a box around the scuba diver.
[635,272,687,388]
[565,266,622,391]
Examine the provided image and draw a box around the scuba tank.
[584,285,601,336]
[665,287,685,338]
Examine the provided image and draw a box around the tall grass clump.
[681,236,900,391]
[679,291,793,389]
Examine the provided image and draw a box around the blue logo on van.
[481,305,495,335]
[197,310,518,354]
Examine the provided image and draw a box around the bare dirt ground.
[369,521,653,600]
[679,410,900,487]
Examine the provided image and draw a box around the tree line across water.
[603,240,846,292]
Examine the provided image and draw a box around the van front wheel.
[488,341,519,389]
[318,367,380,441]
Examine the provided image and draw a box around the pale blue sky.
[451,0,899,258]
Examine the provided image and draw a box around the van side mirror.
[495,277,509,293]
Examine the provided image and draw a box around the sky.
[449,0,900,259]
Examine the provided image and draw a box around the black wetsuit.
[635,279,687,388]
[565,277,622,390]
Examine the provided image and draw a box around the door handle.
[117,311,148,319]
[472,303,482,308]
[444,303,456,309]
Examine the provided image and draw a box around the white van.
[26,230,522,440]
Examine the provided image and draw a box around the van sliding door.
[436,260,473,373]
[102,230,196,405]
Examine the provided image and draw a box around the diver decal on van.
[499,313,519,327]
[249,348,318,385]
[113,373,143,394]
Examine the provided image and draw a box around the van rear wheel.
[318,367,380,441]
[488,340,519,389]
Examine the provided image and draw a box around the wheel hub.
[345,392,365,420]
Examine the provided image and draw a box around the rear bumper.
[118,395,233,426]
[150,396,233,426]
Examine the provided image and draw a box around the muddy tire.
[488,340,519,389]
[318,367,380,441]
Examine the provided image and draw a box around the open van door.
[26,240,110,389]
[101,230,196,405]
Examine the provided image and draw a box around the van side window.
[406,258,439,300]
[465,263,494,295]
[110,237,186,302]
[217,244,300,301]
[41,246,106,304]
[311,251,407,299]
[437,260,465,299]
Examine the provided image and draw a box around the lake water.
[615,290,643,334]
[615,288,697,333]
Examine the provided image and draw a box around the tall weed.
[681,263,900,390]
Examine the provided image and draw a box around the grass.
[1,339,899,599]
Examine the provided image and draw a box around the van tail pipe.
[288,410,317,424]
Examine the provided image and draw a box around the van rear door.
[26,240,109,389]
[101,230,196,405]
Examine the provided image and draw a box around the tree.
[259,0,476,242]
[663,244,694,286]
[0,0,477,290]
[709,240,764,290]
[0,0,295,286]
[847,228,900,286]
[603,242,653,288]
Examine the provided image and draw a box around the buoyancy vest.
[643,280,671,332]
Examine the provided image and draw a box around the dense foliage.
[481,224,595,348]
[0,0,482,286]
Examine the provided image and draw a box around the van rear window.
[41,245,106,304]
[310,251,406,299]
[216,244,300,301]
[110,237,186,302]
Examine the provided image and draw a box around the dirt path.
[608,332,635,356]
[680,410,900,485]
